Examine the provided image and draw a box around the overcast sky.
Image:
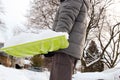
[0,0,30,42]
[2,0,30,28]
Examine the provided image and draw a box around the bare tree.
[26,0,59,29]
[85,0,120,68]
[0,0,6,32]
[81,0,120,71]
[12,26,26,36]
[83,0,113,61]
[86,0,113,40]
[97,22,120,68]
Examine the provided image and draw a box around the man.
[48,0,90,80]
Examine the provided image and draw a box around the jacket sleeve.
[54,0,83,33]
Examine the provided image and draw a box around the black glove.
[44,52,56,57]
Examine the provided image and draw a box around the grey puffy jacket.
[52,0,90,59]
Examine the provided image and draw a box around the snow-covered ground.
[0,65,49,80]
[0,30,120,80]
[0,65,120,80]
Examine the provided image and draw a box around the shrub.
[31,54,44,67]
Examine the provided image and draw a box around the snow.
[1,29,120,80]
[86,58,100,67]
[24,59,31,64]
[0,65,120,80]
[0,65,49,80]
[3,29,69,47]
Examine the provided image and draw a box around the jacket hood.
[58,0,91,10]
[59,0,65,2]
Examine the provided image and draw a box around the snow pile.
[0,65,120,80]
[73,69,120,80]
[73,67,120,80]
[73,72,110,80]
[0,65,49,80]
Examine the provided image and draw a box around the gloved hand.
[44,52,56,57]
